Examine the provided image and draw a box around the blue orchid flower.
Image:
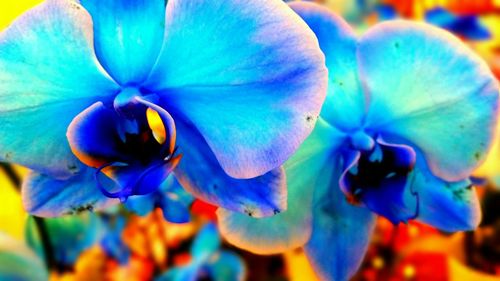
[0,0,327,217]
[0,232,49,281]
[217,2,499,280]
[425,7,491,41]
[125,174,194,223]
[156,223,245,281]
[25,213,105,267]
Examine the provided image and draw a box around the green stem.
[33,216,59,271]
[0,162,21,189]
[0,162,59,271]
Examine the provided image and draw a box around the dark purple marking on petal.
[339,138,419,224]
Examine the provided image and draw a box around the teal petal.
[22,167,117,217]
[0,0,118,178]
[407,153,481,232]
[304,157,376,281]
[0,232,48,281]
[359,21,499,181]
[79,0,165,84]
[173,118,286,218]
[147,0,327,179]
[218,118,345,254]
[290,1,366,131]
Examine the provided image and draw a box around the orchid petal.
[290,1,366,131]
[305,157,376,281]
[359,20,499,181]
[408,153,481,232]
[79,0,165,84]
[147,0,327,179]
[173,118,287,218]
[22,167,117,217]
[218,118,344,254]
[67,102,124,168]
[0,0,118,178]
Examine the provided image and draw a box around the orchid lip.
[67,89,180,202]
[97,96,179,201]
[95,152,181,203]
[339,137,420,224]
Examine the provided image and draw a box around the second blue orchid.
[218,2,499,280]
